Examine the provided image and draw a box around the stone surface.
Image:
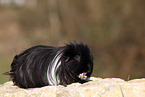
[1,77,145,97]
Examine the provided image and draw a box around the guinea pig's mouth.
[65,66,89,81]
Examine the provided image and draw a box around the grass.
[127,75,130,81]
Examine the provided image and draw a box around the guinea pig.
[5,42,93,88]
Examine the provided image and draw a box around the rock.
[1,77,145,97]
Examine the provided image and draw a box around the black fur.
[5,42,93,88]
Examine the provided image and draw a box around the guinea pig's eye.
[74,55,80,62]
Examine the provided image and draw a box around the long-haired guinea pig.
[5,42,93,88]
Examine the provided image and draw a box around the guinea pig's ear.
[74,55,80,62]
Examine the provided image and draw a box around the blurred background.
[0,0,145,84]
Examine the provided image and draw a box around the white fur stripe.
[47,51,62,85]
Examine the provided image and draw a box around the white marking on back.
[47,51,63,85]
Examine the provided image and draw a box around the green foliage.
[0,55,11,84]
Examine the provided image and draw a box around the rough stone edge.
[1,77,145,97]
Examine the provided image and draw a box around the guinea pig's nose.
[87,64,92,73]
